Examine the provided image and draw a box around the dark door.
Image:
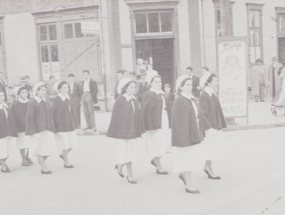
[136,38,174,88]
[278,37,285,65]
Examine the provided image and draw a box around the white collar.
[150,88,164,95]
[123,93,136,102]
[58,93,70,101]
[18,97,29,103]
[204,86,215,96]
[34,96,46,103]
[181,92,195,101]
[0,102,8,110]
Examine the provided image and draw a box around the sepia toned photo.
[0,0,285,214]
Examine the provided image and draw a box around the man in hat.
[0,73,7,102]
[268,57,282,99]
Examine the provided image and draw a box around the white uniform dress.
[145,94,170,158]
[172,93,205,173]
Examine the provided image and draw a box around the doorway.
[136,38,175,88]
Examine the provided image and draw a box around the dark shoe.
[156,169,168,175]
[204,169,221,180]
[178,173,186,186]
[64,164,74,168]
[150,159,157,168]
[59,154,64,160]
[41,170,52,174]
[22,160,32,167]
[185,188,200,194]
[126,176,138,184]
[27,158,33,165]
[114,164,124,178]
[1,167,11,173]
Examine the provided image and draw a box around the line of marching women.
[0,81,77,174]
[107,71,227,194]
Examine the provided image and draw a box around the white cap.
[175,75,191,92]
[117,77,134,95]
[33,82,45,96]
[146,70,159,84]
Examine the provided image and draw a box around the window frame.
[246,3,264,64]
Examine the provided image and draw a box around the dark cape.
[199,91,227,136]
[0,105,17,138]
[171,95,202,147]
[141,90,170,131]
[52,96,77,133]
[136,81,151,103]
[107,95,144,139]
[25,99,55,135]
[11,101,28,133]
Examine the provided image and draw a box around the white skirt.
[32,130,57,157]
[172,143,205,173]
[16,132,31,150]
[202,130,225,161]
[0,137,11,160]
[113,138,143,164]
[55,131,77,152]
[145,110,170,158]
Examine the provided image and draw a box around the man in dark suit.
[185,66,200,98]
[136,72,150,103]
[0,73,7,102]
[68,73,82,129]
[81,70,98,131]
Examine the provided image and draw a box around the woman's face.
[0,92,5,103]
[181,79,193,95]
[151,77,162,91]
[37,86,47,98]
[208,77,218,90]
[59,84,69,96]
[125,82,137,96]
[19,89,28,100]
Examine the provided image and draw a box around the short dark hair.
[121,81,136,94]
[68,73,75,78]
[255,59,263,64]
[49,75,55,80]
[206,74,217,85]
[83,70,90,75]
[186,66,193,71]
[202,67,209,71]
[117,69,127,75]
[17,86,28,95]
[57,81,68,91]
[177,77,192,95]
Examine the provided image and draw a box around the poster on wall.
[218,37,248,118]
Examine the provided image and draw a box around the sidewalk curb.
[224,122,285,132]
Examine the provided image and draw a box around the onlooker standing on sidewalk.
[68,73,82,129]
[268,57,282,99]
[0,73,7,102]
[81,70,98,131]
[249,59,267,102]
[185,66,200,98]
[114,69,126,100]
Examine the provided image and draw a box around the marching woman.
[142,73,169,174]
[11,86,33,166]
[25,82,56,174]
[199,73,226,180]
[172,75,205,194]
[0,89,16,173]
[52,81,77,168]
[107,77,144,184]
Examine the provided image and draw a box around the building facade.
[1,0,285,110]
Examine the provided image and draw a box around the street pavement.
[1,127,285,215]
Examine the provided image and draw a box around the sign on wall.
[218,37,248,118]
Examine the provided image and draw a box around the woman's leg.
[62,149,74,168]
[37,155,51,173]
[152,156,168,174]
[204,160,221,179]
[125,162,137,184]
[182,172,199,193]
[0,158,9,172]
[20,148,31,166]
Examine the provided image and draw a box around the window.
[41,45,49,62]
[75,23,84,38]
[247,4,264,64]
[51,45,59,62]
[134,11,173,35]
[49,25,57,40]
[39,26,48,41]
[278,13,285,34]
[64,23,73,39]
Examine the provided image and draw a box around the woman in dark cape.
[107,77,144,184]
[171,75,204,194]
[199,73,226,180]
